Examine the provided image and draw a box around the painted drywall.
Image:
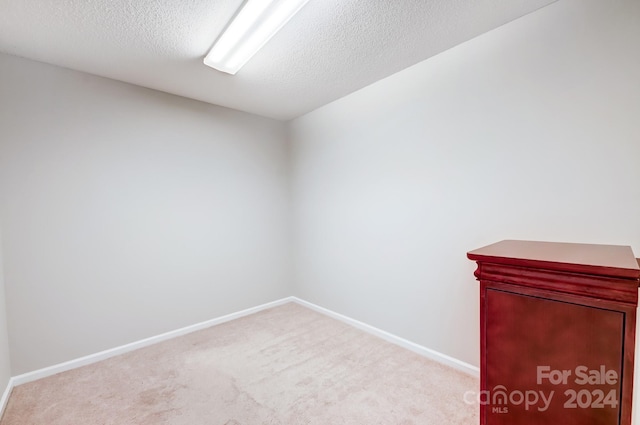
[289,0,639,373]
[0,226,12,395]
[0,53,292,374]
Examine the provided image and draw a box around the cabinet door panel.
[484,288,623,425]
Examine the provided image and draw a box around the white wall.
[289,0,640,371]
[0,53,292,374]
[0,0,638,406]
[0,226,12,394]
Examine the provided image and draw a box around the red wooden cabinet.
[468,240,640,425]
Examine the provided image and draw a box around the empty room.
[0,0,639,424]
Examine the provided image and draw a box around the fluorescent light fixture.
[204,0,311,75]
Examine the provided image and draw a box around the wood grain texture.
[469,240,640,425]
[468,240,640,280]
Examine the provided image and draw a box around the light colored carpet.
[0,303,479,424]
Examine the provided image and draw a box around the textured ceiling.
[0,0,557,120]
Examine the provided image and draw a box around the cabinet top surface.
[467,240,640,279]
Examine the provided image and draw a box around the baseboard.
[291,297,480,377]
[9,294,478,390]
[0,377,14,418]
[11,297,295,387]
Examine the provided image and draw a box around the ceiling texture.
[0,0,556,120]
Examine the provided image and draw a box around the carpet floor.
[0,302,479,424]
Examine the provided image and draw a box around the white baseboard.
[292,297,480,377]
[0,377,15,418]
[11,297,295,387]
[5,294,478,418]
